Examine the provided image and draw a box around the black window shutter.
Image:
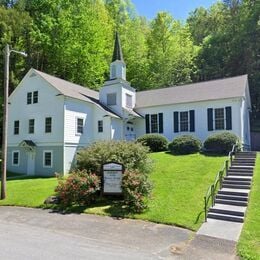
[225,106,232,130]
[145,114,150,133]
[207,108,213,131]
[189,110,195,132]
[173,112,179,133]
[159,113,163,133]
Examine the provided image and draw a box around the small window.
[27,92,32,104]
[98,120,103,133]
[111,65,116,79]
[43,151,52,167]
[126,94,132,108]
[180,112,189,132]
[107,93,116,106]
[215,108,225,130]
[45,117,52,133]
[14,120,19,135]
[76,118,84,134]
[29,119,35,134]
[12,151,19,166]
[151,114,158,133]
[33,91,38,104]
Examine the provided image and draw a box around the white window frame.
[33,91,38,104]
[27,92,32,104]
[179,111,189,132]
[126,94,132,108]
[28,119,35,134]
[76,117,84,135]
[43,150,53,168]
[14,120,19,135]
[45,117,52,133]
[107,93,117,106]
[12,150,20,166]
[214,108,225,130]
[150,114,159,133]
[98,120,103,133]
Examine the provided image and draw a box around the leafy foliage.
[77,140,151,174]
[55,170,100,206]
[168,135,202,155]
[203,132,238,154]
[122,169,152,213]
[136,134,168,152]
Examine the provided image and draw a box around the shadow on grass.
[45,198,133,218]
[163,151,225,157]
[3,174,56,182]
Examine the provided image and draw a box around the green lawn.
[237,153,260,260]
[0,153,225,231]
[0,176,57,207]
[85,152,225,230]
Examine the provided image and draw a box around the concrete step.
[224,176,252,181]
[215,198,248,206]
[220,188,250,194]
[236,151,256,155]
[232,162,255,167]
[207,212,244,223]
[216,194,248,201]
[210,203,246,216]
[222,180,251,186]
[218,189,249,197]
[233,157,256,161]
[227,171,253,176]
[222,184,251,189]
[229,166,254,172]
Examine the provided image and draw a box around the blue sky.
[131,0,218,21]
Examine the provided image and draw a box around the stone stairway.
[207,151,256,223]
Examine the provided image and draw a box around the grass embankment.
[237,153,260,260]
[0,153,225,231]
[0,176,57,207]
[85,152,225,230]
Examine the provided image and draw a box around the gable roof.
[33,69,120,118]
[136,75,248,108]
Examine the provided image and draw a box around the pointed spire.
[112,32,124,62]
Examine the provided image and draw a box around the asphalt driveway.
[0,207,238,259]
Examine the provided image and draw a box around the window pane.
[29,119,34,134]
[77,118,84,134]
[44,152,52,166]
[13,152,19,165]
[98,120,103,133]
[180,111,189,132]
[33,91,38,103]
[215,108,224,130]
[126,94,132,108]
[107,93,116,105]
[151,114,158,133]
[27,92,32,104]
[14,120,19,135]
[45,117,52,133]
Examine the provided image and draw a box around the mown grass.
[85,152,225,230]
[237,153,260,260]
[0,176,57,207]
[0,153,225,231]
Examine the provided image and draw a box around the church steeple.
[110,32,126,80]
[112,32,124,62]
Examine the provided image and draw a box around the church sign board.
[102,162,124,195]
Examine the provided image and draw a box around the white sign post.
[102,162,124,195]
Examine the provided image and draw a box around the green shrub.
[77,140,151,174]
[55,170,100,206]
[203,132,238,154]
[122,169,152,213]
[168,135,202,155]
[136,134,168,152]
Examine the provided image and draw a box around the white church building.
[7,33,251,176]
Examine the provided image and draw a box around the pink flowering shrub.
[122,170,152,213]
[55,170,100,206]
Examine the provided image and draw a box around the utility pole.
[1,44,27,200]
[1,44,10,199]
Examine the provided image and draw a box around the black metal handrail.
[203,142,238,221]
